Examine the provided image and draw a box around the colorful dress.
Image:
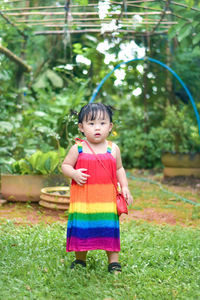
[66,140,120,252]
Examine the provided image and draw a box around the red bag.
[117,192,128,216]
[79,138,129,217]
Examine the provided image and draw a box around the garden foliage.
[0,0,200,171]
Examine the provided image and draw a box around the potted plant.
[161,105,200,177]
[1,147,68,202]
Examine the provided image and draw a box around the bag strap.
[76,138,118,195]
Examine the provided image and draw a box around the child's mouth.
[95,133,101,137]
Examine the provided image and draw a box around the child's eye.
[89,122,94,125]
[101,122,105,125]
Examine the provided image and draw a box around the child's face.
[78,111,113,143]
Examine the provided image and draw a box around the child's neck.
[85,139,107,153]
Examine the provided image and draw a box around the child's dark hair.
[78,103,113,123]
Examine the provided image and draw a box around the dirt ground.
[0,201,178,226]
[0,175,199,227]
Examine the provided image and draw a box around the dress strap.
[75,138,83,153]
[107,141,112,153]
[75,138,112,154]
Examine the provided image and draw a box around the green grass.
[0,220,200,300]
[127,175,200,226]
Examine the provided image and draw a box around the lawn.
[0,171,200,300]
[0,220,200,300]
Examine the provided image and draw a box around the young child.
[62,103,133,273]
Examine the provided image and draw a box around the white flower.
[98,0,111,20]
[101,19,119,34]
[76,55,91,66]
[132,14,143,25]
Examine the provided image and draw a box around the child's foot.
[108,262,122,274]
[70,259,86,269]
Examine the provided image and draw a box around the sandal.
[70,259,86,269]
[108,262,122,273]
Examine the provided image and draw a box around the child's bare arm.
[115,145,133,206]
[62,145,90,186]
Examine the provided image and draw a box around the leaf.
[0,121,13,132]
[11,161,21,174]
[17,159,32,175]
[73,43,83,55]
[192,21,199,27]
[46,69,63,88]
[0,157,15,165]
[168,20,186,39]
[193,33,200,45]
[48,107,63,113]
[37,151,59,174]
[178,24,193,42]
[185,0,194,7]
[85,34,97,43]
[192,46,200,55]
[44,152,59,173]
[58,147,67,158]
[28,151,43,171]
[80,0,88,4]
[0,164,13,174]
[0,147,10,155]
[36,126,51,133]
[32,73,47,89]
[44,156,52,173]
[71,0,88,4]
[34,111,49,117]
[168,27,178,39]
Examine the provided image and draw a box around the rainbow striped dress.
[66,140,120,252]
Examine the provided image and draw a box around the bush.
[115,105,200,169]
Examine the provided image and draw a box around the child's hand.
[122,186,133,206]
[73,168,90,186]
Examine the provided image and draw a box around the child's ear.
[109,122,113,133]
[78,123,84,133]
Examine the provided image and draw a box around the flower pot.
[39,186,70,210]
[161,152,200,178]
[1,174,68,202]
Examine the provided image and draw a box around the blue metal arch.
[89,57,200,137]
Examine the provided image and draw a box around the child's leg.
[75,251,87,262]
[106,251,119,263]
[106,251,121,273]
[70,251,88,269]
